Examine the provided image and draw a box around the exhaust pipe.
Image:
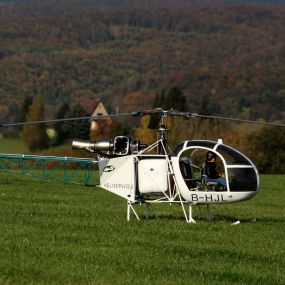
[72,139,114,153]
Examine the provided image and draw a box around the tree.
[19,96,33,130]
[246,125,285,173]
[20,96,49,152]
[153,85,187,111]
[63,104,90,140]
[20,96,33,121]
[198,94,211,115]
[133,116,156,146]
[53,102,70,146]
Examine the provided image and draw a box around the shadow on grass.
[137,211,285,224]
[212,214,285,223]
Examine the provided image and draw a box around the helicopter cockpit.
[171,140,259,197]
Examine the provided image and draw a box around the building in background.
[80,99,111,133]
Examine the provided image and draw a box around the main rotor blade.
[0,112,135,128]
[1,109,284,128]
[135,110,285,127]
[191,113,285,127]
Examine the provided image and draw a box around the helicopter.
[1,109,284,223]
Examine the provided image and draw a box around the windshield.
[186,140,217,149]
[217,145,252,165]
[228,168,258,191]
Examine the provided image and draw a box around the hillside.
[0,0,284,123]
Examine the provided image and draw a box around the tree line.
[18,86,285,173]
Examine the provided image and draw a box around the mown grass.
[0,173,284,285]
[0,138,27,154]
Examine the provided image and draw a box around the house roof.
[80,99,100,114]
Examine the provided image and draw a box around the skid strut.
[187,203,196,223]
[127,201,140,222]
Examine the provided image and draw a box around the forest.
[0,0,284,172]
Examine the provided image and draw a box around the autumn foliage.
[0,0,284,172]
[0,0,284,123]
[20,96,49,151]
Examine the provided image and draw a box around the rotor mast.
[157,111,169,155]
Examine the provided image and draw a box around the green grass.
[0,173,284,285]
[0,138,27,154]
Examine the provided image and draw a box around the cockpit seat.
[201,174,225,191]
[179,161,198,189]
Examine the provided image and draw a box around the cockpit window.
[228,168,258,191]
[173,141,217,157]
[186,140,217,149]
[217,145,252,165]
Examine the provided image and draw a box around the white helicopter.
[1,109,284,223]
[70,109,285,223]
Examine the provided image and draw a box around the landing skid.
[127,201,140,222]
[126,200,211,223]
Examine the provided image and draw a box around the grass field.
[0,172,284,285]
[0,138,28,154]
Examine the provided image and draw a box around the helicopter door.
[177,148,226,191]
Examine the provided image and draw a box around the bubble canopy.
[172,140,259,192]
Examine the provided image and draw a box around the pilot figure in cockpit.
[204,151,226,188]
